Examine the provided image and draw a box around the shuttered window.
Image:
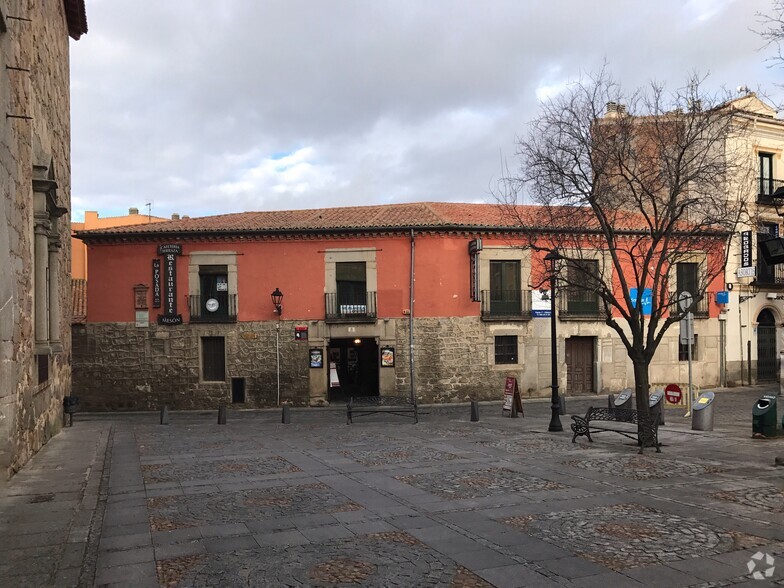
[202,337,225,381]
[495,336,518,364]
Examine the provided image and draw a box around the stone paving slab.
[2,386,784,586]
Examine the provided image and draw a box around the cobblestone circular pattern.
[561,455,723,480]
[482,435,597,455]
[713,485,784,513]
[142,454,300,484]
[148,482,361,526]
[396,467,567,499]
[343,445,459,466]
[503,503,761,570]
[176,533,495,587]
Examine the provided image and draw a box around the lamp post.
[544,249,563,432]
[271,289,283,405]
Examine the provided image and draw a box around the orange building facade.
[73,203,725,410]
[71,208,171,279]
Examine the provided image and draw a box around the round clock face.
[205,298,220,312]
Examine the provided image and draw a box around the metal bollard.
[559,395,566,416]
[160,405,169,425]
[470,400,480,422]
[608,394,615,409]
[218,404,227,425]
[282,403,291,424]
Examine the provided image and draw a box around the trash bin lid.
[693,391,714,410]
[614,388,633,406]
[649,389,664,407]
[753,395,777,415]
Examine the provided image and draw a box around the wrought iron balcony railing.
[757,177,784,202]
[188,293,237,323]
[325,292,377,323]
[755,262,784,288]
[669,291,709,319]
[558,289,605,319]
[480,290,532,320]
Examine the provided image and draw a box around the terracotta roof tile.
[73,201,668,240]
[71,278,87,324]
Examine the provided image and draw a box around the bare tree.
[759,0,784,68]
[499,72,752,432]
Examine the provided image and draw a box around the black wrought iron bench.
[346,396,418,424]
[571,407,660,454]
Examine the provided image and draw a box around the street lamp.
[271,288,283,405]
[271,288,283,316]
[544,249,564,432]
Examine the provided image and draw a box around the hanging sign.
[740,231,752,268]
[157,244,182,325]
[152,259,161,308]
[502,376,524,416]
[157,243,182,255]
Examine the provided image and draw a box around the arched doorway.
[757,309,777,381]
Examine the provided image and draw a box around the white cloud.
[69,0,784,218]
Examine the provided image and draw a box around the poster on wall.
[380,347,395,367]
[310,349,323,368]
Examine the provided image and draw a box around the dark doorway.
[566,336,595,394]
[327,338,379,402]
[757,309,778,381]
[231,377,246,404]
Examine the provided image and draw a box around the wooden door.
[566,337,595,394]
[757,309,778,381]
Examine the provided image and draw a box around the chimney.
[605,101,618,116]
[129,207,139,215]
[171,213,180,220]
[182,215,190,219]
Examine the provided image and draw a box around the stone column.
[34,216,50,346]
[48,237,61,350]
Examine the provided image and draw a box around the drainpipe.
[409,229,416,407]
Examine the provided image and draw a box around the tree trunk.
[632,357,655,448]
[633,358,651,416]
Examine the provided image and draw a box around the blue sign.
[716,291,729,305]
[630,288,653,315]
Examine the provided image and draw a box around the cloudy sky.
[70,0,784,221]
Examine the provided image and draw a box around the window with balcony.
[563,259,601,317]
[676,262,698,298]
[187,252,238,322]
[325,259,377,322]
[760,152,775,196]
[481,260,531,320]
[494,335,518,364]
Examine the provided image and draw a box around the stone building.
[721,94,784,385]
[73,202,725,411]
[0,0,87,477]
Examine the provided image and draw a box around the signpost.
[502,376,524,417]
[664,383,684,406]
[679,292,694,416]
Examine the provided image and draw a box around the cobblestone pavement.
[1,385,784,587]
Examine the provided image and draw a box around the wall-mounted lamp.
[739,284,759,303]
[271,288,283,316]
